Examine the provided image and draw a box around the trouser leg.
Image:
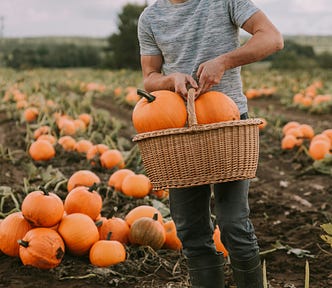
[213,180,263,287]
[169,185,225,287]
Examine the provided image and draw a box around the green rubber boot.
[187,253,225,288]
[231,254,263,288]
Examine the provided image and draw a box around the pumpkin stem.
[95,219,103,228]
[88,182,98,192]
[152,212,159,221]
[17,239,29,248]
[106,231,112,241]
[38,186,49,196]
[137,89,156,103]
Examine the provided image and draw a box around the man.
[137,0,283,287]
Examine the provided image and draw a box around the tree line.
[0,3,331,70]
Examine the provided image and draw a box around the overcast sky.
[0,0,331,38]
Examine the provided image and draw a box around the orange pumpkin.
[64,184,102,221]
[121,174,152,198]
[58,213,99,256]
[163,220,182,251]
[18,228,65,269]
[89,232,126,267]
[67,170,101,192]
[58,135,77,151]
[213,225,229,257]
[129,213,166,250]
[21,188,64,227]
[29,139,56,161]
[125,205,163,227]
[107,169,135,191]
[75,139,94,154]
[0,212,32,257]
[132,89,187,133]
[98,217,130,244]
[195,91,240,124]
[100,149,125,170]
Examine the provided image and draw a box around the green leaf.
[320,235,332,248]
[321,223,332,235]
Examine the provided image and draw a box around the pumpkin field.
[0,66,331,288]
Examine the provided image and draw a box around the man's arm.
[197,10,284,94]
[141,54,198,97]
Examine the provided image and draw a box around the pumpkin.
[78,113,92,126]
[281,134,297,150]
[121,174,152,198]
[308,140,330,160]
[107,168,135,191]
[33,125,51,139]
[37,134,57,145]
[64,184,102,220]
[213,225,229,257]
[98,217,130,244]
[100,149,125,170]
[298,124,315,139]
[75,139,93,154]
[163,220,182,251]
[21,188,64,227]
[282,121,300,135]
[322,129,332,145]
[29,139,56,161]
[18,228,65,269]
[0,212,32,257]
[132,89,187,133]
[67,170,101,192]
[57,213,99,256]
[23,107,39,122]
[129,213,166,250]
[58,135,77,151]
[125,205,163,227]
[89,232,126,267]
[86,144,109,165]
[194,91,240,124]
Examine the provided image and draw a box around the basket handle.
[187,88,198,127]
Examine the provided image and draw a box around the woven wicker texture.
[133,89,262,190]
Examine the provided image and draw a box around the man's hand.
[196,57,226,96]
[171,72,198,98]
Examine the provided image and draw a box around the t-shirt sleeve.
[227,0,260,28]
[137,11,161,56]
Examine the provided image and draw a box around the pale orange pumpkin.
[100,149,125,170]
[18,227,65,269]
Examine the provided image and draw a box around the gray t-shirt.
[138,0,259,114]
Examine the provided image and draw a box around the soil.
[0,93,331,288]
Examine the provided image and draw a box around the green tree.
[107,3,147,69]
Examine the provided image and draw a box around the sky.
[0,0,331,38]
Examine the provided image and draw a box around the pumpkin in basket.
[132,89,187,133]
[195,91,240,124]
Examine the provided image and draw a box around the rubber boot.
[231,254,263,288]
[187,253,225,288]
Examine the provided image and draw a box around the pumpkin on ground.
[107,169,135,191]
[64,184,102,221]
[29,139,56,161]
[89,232,126,267]
[58,213,99,256]
[129,213,166,250]
[125,205,163,227]
[121,174,152,198]
[98,217,130,244]
[100,149,125,170]
[67,170,101,192]
[0,212,32,257]
[132,89,187,133]
[18,227,65,269]
[21,188,64,227]
[163,220,182,251]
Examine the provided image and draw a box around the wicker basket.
[132,88,262,190]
